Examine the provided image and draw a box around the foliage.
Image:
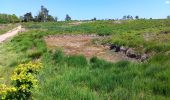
[0,14,20,23]
[21,6,55,22]
[65,14,71,21]
[0,62,42,100]
[22,12,33,22]
[0,84,17,99]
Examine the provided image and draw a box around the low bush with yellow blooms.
[0,61,42,99]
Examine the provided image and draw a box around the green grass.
[23,19,170,53]
[1,19,170,99]
[32,50,170,100]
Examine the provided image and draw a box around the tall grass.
[32,50,170,100]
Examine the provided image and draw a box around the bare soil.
[45,35,133,63]
[0,25,22,43]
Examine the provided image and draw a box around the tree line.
[0,14,20,23]
[21,6,57,22]
[1,5,170,24]
[21,6,72,22]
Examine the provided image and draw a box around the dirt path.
[0,25,22,43]
[45,35,133,63]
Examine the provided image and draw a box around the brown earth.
[0,25,23,43]
[44,35,135,63]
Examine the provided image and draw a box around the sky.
[0,0,170,20]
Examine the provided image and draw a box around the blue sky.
[0,0,170,20]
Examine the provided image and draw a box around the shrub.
[0,61,42,100]
[0,84,17,99]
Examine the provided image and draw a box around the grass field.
[0,19,170,99]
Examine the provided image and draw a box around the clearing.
[45,35,135,62]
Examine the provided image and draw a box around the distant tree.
[167,16,170,19]
[0,14,20,23]
[65,14,71,21]
[37,6,49,22]
[55,17,58,22]
[135,16,139,20]
[92,17,97,21]
[127,15,133,20]
[23,12,33,22]
[47,15,55,21]
[127,15,130,19]
[10,14,19,23]
[20,16,24,22]
[21,5,56,22]
[34,16,38,22]
[123,16,127,20]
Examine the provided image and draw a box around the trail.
[0,25,22,43]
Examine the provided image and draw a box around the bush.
[0,61,42,100]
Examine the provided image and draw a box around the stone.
[126,48,136,58]
[110,44,120,52]
[141,53,149,62]
[120,46,128,54]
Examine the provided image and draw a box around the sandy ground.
[0,25,22,43]
[45,35,132,63]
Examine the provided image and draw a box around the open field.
[0,19,170,99]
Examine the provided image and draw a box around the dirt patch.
[44,35,136,63]
[0,25,22,43]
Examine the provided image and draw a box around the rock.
[115,46,120,52]
[141,53,149,62]
[126,48,136,58]
[110,44,116,50]
[136,54,141,59]
[120,46,128,54]
[110,44,120,52]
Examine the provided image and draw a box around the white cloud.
[165,0,170,4]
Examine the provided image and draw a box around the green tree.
[37,6,49,22]
[23,12,33,22]
[65,14,71,21]
[55,17,58,22]
[135,16,139,20]
[0,14,19,23]
[47,15,55,22]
